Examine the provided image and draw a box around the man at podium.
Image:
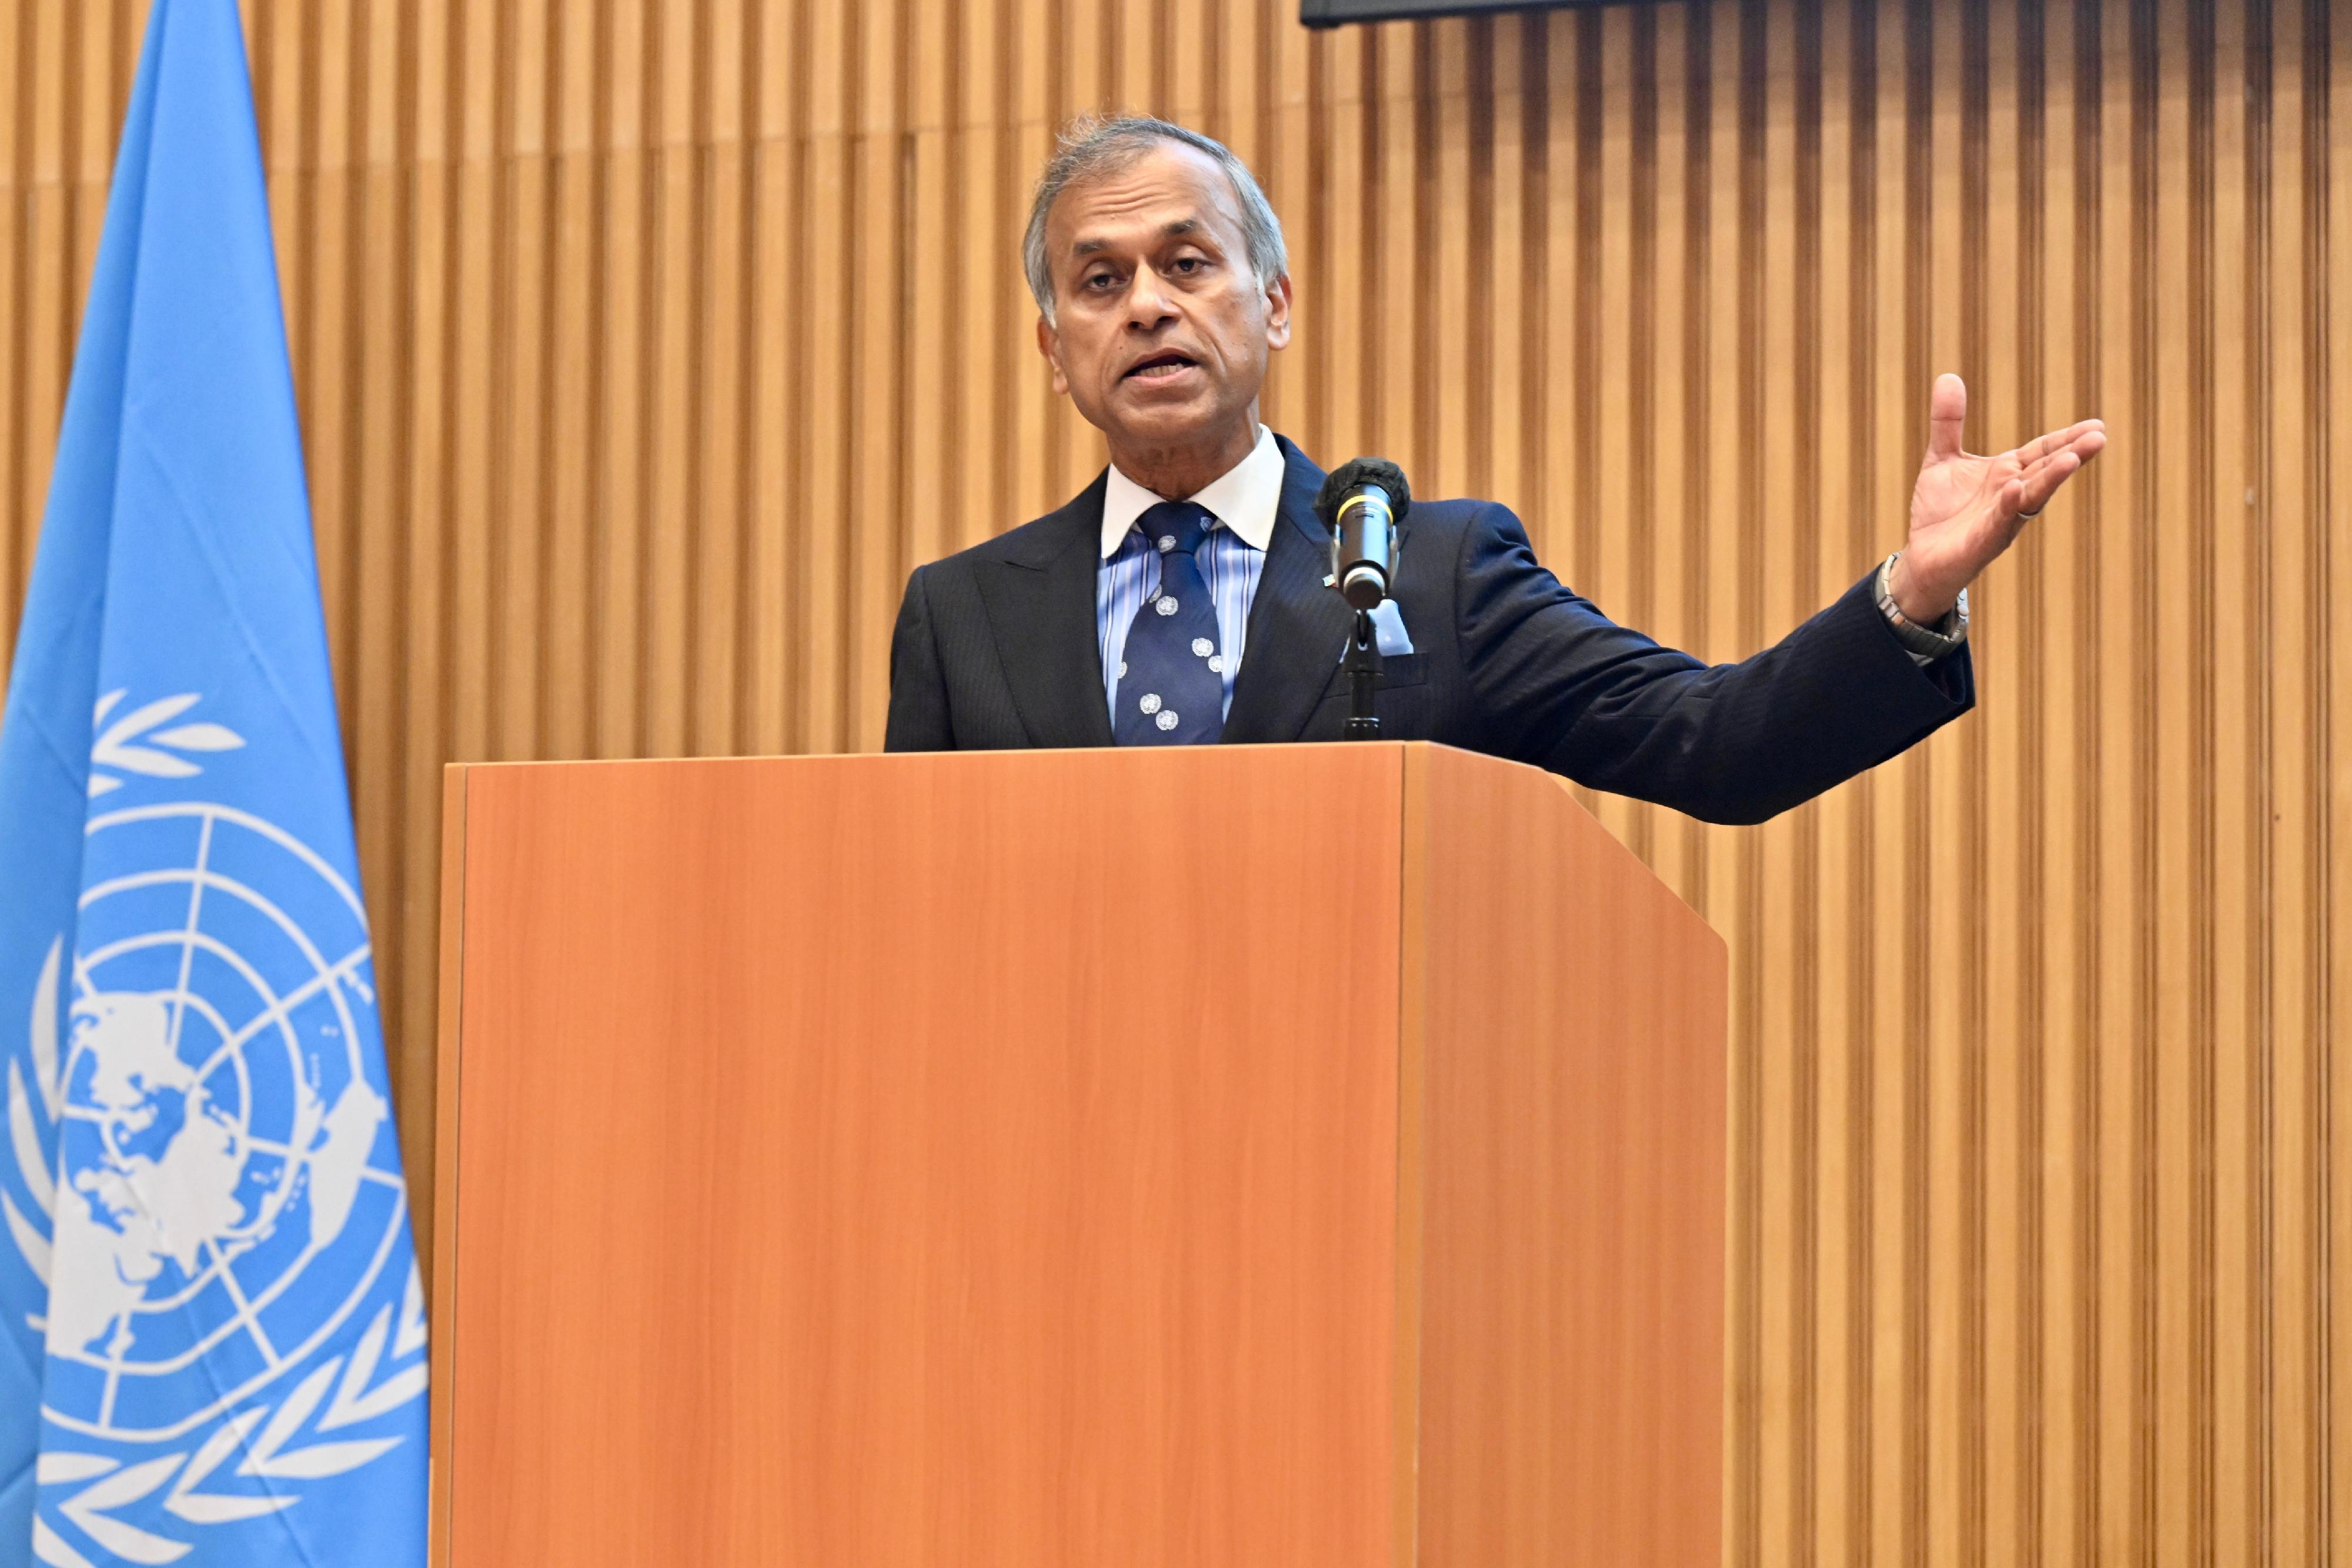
[884,116,2105,824]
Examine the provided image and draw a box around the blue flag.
[0,4,428,1565]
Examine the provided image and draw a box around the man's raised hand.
[1889,372,2107,623]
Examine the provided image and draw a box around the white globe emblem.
[1155,710,1180,731]
[1138,693,1162,716]
[38,803,407,1443]
[1155,597,1180,617]
[1190,638,1214,658]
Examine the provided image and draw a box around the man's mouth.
[1124,351,1200,382]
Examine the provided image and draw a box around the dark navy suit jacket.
[884,436,1973,824]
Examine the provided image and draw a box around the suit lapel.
[1222,440,1353,744]
[974,475,1116,748]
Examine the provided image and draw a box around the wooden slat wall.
[1,0,2344,1561]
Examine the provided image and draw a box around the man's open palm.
[1892,373,2107,621]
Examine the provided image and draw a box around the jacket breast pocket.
[1376,653,1428,690]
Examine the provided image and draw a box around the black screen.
[1301,0,1635,26]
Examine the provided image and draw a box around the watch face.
[1875,554,1964,653]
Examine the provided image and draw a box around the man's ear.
[1262,272,1295,353]
[1036,316,1071,396]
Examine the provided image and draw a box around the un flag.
[0,3,429,1565]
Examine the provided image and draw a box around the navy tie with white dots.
[1115,500,1224,745]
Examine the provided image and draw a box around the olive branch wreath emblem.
[9,934,429,1566]
[86,690,245,798]
[9,708,430,1567]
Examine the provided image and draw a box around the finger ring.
[2017,505,2043,518]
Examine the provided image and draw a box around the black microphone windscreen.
[1315,457,1412,528]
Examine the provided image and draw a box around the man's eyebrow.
[1068,218,1205,259]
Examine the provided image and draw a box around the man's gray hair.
[1022,115,1288,323]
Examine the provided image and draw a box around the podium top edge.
[443,740,1515,776]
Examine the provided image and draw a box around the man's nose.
[1123,267,1177,329]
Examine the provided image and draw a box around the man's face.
[1035,143,1292,456]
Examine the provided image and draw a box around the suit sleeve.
[884,565,955,753]
[1454,503,1973,824]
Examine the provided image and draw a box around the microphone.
[1314,458,1412,611]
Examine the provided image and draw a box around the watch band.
[1875,552,1969,658]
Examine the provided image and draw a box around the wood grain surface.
[2,4,2346,1562]
[427,763,468,1567]
[439,746,1406,1568]
[1403,743,1728,1568]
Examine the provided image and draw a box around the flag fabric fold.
[0,2,428,1564]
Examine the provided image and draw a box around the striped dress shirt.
[1094,424,1287,724]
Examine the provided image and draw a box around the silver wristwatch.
[1875,552,1968,659]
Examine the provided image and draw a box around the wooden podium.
[429,743,1727,1567]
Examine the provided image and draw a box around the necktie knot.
[1137,500,1215,559]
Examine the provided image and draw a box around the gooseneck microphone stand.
[1343,610,1381,738]
[1314,458,1411,742]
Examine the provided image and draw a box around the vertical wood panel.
[0,2,2343,1560]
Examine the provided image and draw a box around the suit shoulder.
[1402,496,1502,534]
[910,480,1105,582]
[1404,495,1525,556]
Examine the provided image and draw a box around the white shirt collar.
[1099,424,1284,560]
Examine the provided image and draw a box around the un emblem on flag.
[8,799,424,1559]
